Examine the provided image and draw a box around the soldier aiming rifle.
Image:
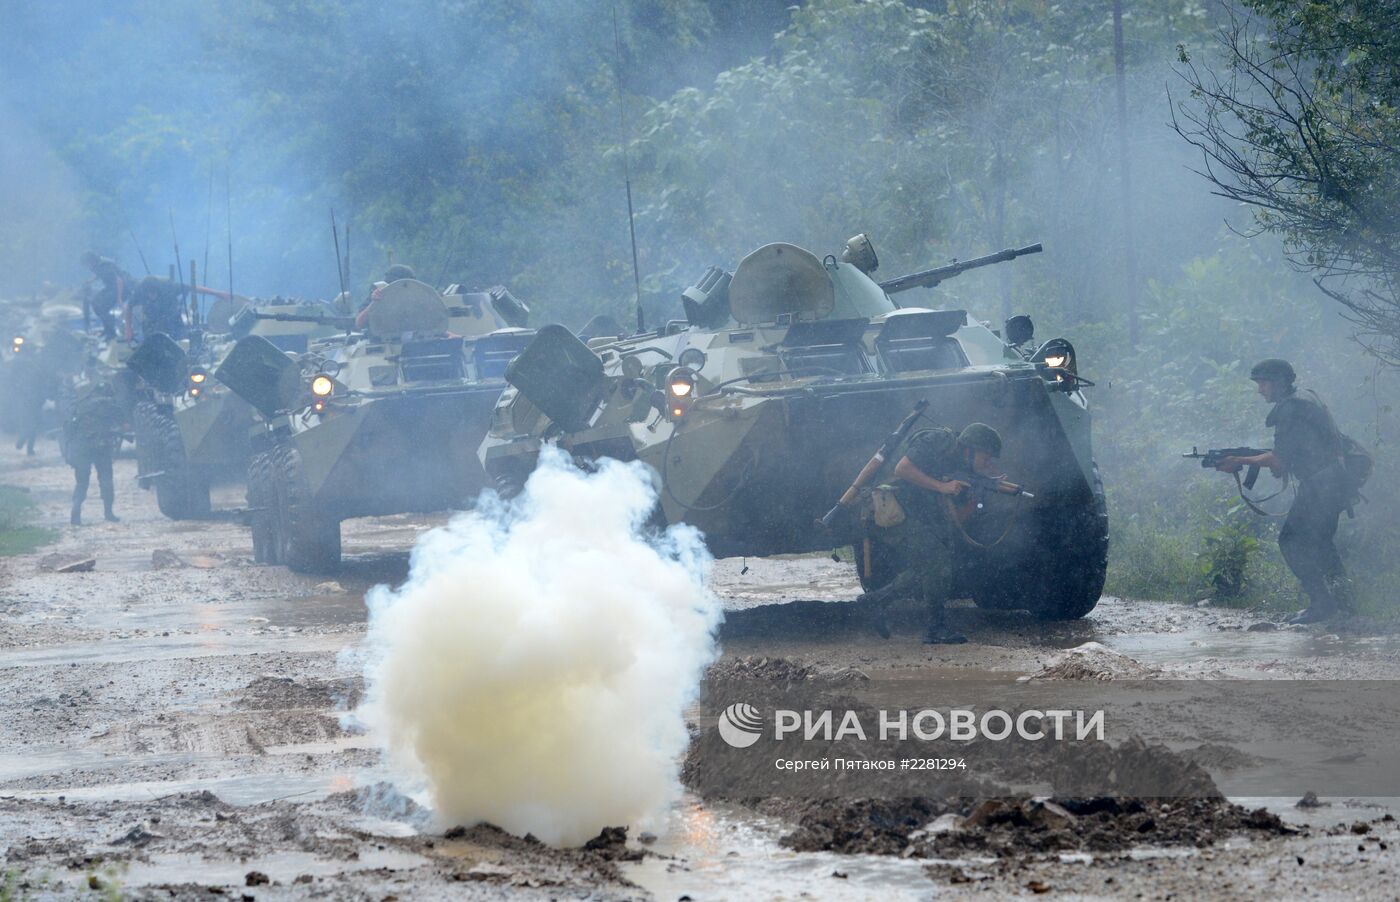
[829,404,1028,644]
[1192,359,1370,624]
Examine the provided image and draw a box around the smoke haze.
[358,448,721,846]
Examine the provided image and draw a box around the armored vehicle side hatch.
[126,333,190,395]
[504,324,605,432]
[214,336,304,420]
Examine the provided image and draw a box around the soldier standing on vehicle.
[129,275,188,339]
[64,382,124,525]
[80,251,128,340]
[859,422,1005,645]
[1215,359,1351,623]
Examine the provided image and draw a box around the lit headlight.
[664,367,699,419]
[1034,339,1076,374]
[189,369,207,385]
[310,374,335,398]
[667,367,697,399]
[11,336,24,349]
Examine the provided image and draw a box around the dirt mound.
[237,675,360,711]
[1025,642,1161,681]
[781,795,1291,858]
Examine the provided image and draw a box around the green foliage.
[0,486,53,556]
[1198,520,1259,599]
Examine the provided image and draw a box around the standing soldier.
[859,422,1005,645]
[1215,359,1351,623]
[10,340,48,456]
[129,275,188,339]
[80,252,129,340]
[64,382,124,525]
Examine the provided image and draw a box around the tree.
[1174,1,1400,364]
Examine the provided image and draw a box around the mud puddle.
[626,797,935,901]
[118,847,429,887]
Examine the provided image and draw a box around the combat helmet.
[1249,358,1295,384]
[957,422,1002,458]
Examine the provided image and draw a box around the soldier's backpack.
[1339,432,1374,502]
[1309,390,1373,507]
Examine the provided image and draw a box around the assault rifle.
[817,399,928,528]
[878,243,1042,295]
[1183,446,1270,490]
[955,473,1033,504]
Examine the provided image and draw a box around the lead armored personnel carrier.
[480,236,1106,619]
[125,299,346,519]
[215,279,532,572]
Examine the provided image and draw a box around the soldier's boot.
[1288,578,1337,625]
[921,605,966,645]
[854,584,896,640]
[70,503,82,527]
[103,505,119,523]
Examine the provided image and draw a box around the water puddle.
[117,847,427,887]
[3,770,365,806]
[626,798,934,901]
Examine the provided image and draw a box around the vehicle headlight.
[310,374,335,398]
[1034,339,1076,374]
[189,369,207,385]
[11,336,23,349]
[667,367,697,399]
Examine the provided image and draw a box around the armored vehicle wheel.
[972,463,1107,621]
[273,444,341,573]
[136,402,211,520]
[247,450,279,564]
[854,535,902,595]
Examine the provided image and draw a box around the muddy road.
[2,444,1399,899]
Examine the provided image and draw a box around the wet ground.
[2,443,1399,898]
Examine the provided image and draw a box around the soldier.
[9,345,47,456]
[1216,359,1350,623]
[80,251,128,340]
[63,382,124,525]
[860,422,1005,644]
[129,275,188,339]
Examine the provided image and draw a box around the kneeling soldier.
[861,422,1004,645]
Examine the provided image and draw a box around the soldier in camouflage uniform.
[1217,359,1351,623]
[64,382,124,525]
[129,276,188,339]
[860,422,1004,645]
[81,252,128,340]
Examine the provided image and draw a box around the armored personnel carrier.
[125,299,346,519]
[215,279,532,572]
[480,236,1106,619]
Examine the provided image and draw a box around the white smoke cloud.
[358,446,721,847]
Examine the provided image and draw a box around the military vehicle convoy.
[125,299,345,519]
[480,236,1107,620]
[215,279,532,572]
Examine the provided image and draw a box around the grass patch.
[0,485,54,555]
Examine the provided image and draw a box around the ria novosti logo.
[717,702,764,748]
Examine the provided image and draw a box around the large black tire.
[135,401,211,520]
[247,449,278,564]
[273,444,341,573]
[972,462,1108,620]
